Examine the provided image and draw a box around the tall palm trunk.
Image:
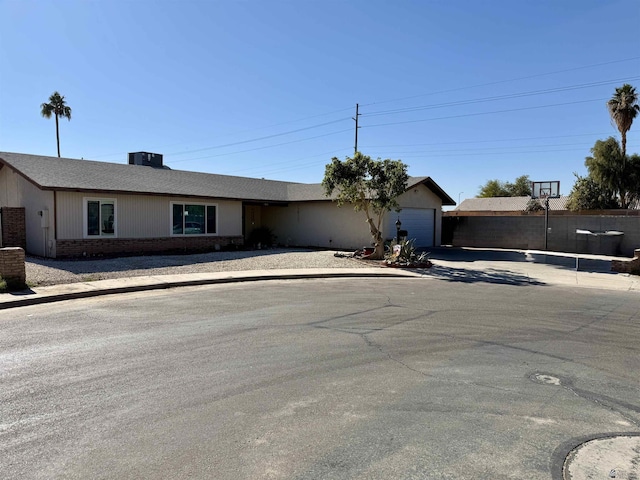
[55,114,60,157]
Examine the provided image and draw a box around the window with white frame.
[84,198,116,238]
[171,202,217,235]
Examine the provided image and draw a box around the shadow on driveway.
[426,265,545,286]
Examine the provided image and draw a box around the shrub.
[247,226,276,248]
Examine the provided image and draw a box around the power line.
[169,128,353,164]
[166,117,351,157]
[359,56,640,108]
[359,132,614,148]
[361,77,640,118]
[363,98,606,128]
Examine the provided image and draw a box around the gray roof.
[0,152,454,204]
[456,196,569,211]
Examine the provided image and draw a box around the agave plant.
[385,239,431,266]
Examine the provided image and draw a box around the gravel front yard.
[25,248,370,287]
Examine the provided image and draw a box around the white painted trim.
[169,201,219,236]
[83,197,117,239]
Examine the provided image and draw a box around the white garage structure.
[386,208,436,248]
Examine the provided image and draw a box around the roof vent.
[128,152,163,168]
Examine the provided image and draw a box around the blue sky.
[1,0,639,206]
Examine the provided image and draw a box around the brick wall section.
[0,207,26,249]
[0,247,26,290]
[445,212,640,257]
[55,236,244,258]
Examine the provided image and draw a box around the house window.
[171,202,217,235]
[84,198,116,238]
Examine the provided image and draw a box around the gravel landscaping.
[25,248,371,287]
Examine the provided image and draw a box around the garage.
[387,208,435,248]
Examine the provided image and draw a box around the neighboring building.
[455,196,569,212]
[0,152,455,258]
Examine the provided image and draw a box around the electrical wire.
[363,98,606,128]
[359,56,640,107]
[361,77,640,117]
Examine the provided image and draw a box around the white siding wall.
[0,166,55,256]
[264,202,374,249]
[394,184,443,246]
[56,192,242,239]
[262,183,443,250]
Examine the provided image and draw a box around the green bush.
[247,226,276,248]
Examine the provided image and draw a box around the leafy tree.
[478,175,531,197]
[584,137,640,208]
[478,179,510,197]
[322,152,408,259]
[566,173,618,211]
[506,175,533,196]
[607,83,639,159]
[40,91,72,157]
[525,198,545,212]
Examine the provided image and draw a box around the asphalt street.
[1,278,639,479]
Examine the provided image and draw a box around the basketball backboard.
[531,181,560,199]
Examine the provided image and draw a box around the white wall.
[55,192,243,239]
[262,183,444,250]
[263,202,374,249]
[0,166,55,256]
[395,184,443,245]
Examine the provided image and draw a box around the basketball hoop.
[531,181,560,251]
[531,181,560,199]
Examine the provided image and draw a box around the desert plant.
[385,239,430,266]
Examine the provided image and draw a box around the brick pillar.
[1,207,26,249]
[0,247,26,290]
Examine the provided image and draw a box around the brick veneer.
[55,236,244,258]
[0,207,26,249]
[0,247,26,290]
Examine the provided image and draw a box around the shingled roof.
[456,196,569,211]
[0,152,455,204]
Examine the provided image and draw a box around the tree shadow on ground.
[426,265,545,286]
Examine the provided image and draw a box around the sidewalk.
[0,268,422,310]
[1,248,638,310]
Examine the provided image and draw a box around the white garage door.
[387,208,435,248]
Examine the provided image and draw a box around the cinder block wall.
[445,212,640,257]
[1,207,26,249]
[0,247,26,289]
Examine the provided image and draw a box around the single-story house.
[0,152,455,258]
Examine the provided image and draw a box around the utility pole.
[353,103,361,155]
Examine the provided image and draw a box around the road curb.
[0,270,421,310]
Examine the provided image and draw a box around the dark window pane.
[206,206,216,234]
[185,205,204,234]
[173,204,184,234]
[87,201,100,236]
[101,202,115,234]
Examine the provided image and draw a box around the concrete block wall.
[0,247,26,290]
[1,207,26,249]
[54,236,244,258]
[446,212,640,257]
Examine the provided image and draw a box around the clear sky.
[1,0,639,206]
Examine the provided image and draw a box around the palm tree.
[40,91,72,157]
[607,84,639,159]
